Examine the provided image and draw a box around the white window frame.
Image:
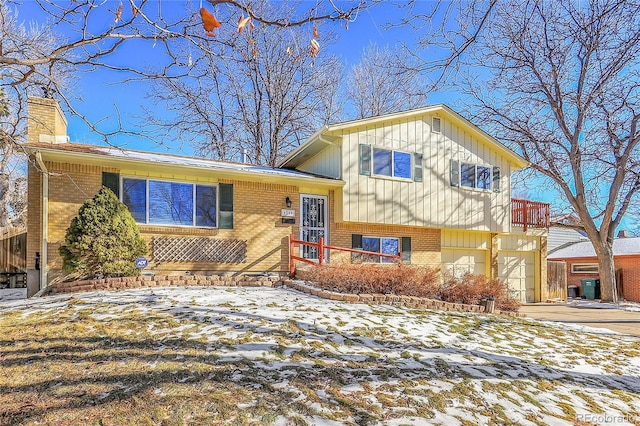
[371,147,413,180]
[460,162,493,191]
[361,235,400,264]
[571,263,599,274]
[120,176,219,229]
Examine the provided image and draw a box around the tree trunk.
[595,242,618,303]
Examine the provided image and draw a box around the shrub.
[59,187,147,279]
[301,264,441,299]
[301,265,520,312]
[440,272,520,312]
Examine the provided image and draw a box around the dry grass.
[0,288,638,425]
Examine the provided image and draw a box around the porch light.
[285,196,292,208]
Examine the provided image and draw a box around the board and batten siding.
[296,144,342,179]
[337,113,513,232]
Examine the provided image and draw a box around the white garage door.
[498,252,536,303]
[442,250,487,277]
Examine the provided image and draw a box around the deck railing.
[511,198,551,232]
[289,234,401,277]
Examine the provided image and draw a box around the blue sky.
[17,1,464,151]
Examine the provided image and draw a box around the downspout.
[35,151,48,290]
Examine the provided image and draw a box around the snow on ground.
[0,287,26,301]
[2,286,640,425]
[567,298,640,312]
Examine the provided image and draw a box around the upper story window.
[122,178,217,228]
[373,148,412,179]
[451,159,500,193]
[359,144,423,182]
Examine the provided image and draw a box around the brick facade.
[39,164,302,280]
[563,256,640,302]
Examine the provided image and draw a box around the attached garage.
[441,250,488,277]
[498,251,536,303]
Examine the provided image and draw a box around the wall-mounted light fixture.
[285,196,292,208]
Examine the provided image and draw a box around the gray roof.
[548,237,640,259]
[25,142,342,183]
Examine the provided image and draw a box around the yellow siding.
[338,112,513,232]
[297,144,342,178]
[441,230,489,250]
[498,234,540,251]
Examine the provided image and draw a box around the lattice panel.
[152,237,247,263]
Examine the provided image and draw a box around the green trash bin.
[581,278,600,300]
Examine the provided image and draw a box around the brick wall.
[27,97,67,143]
[41,164,301,280]
[564,257,640,302]
[329,220,442,267]
[615,257,640,302]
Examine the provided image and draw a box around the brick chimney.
[617,229,629,238]
[27,97,69,144]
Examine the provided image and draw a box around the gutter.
[34,151,48,290]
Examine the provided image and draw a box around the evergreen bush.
[59,187,147,279]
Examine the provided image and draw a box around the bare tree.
[0,0,374,225]
[417,0,640,303]
[145,2,344,166]
[346,43,427,119]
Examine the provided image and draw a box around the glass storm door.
[300,195,328,261]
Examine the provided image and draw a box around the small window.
[122,178,147,223]
[459,162,494,191]
[571,263,599,274]
[432,117,441,133]
[362,236,399,263]
[477,166,491,190]
[460,163,476,188]
[372,148,413,179]
[373,148,392,176]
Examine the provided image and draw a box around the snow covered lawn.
[1,286,639,425]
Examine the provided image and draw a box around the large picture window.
[122,178,217,228]
[362,236,399,263]
[373,148,412,179]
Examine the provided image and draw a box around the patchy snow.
[567,298,640,312]
[2,286,640,425]
[0,287,26,301]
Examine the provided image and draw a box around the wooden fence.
[546,261,567,300]
[0,228,27,288]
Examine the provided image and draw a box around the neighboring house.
[24,97,550,302]
[547,214,588,252]
[548,237,640,302]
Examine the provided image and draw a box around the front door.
[300,194,328,261]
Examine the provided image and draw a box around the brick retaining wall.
[49,275,522,317]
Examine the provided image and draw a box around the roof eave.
[26,145,345,188]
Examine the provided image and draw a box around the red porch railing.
[511,198,551,232]
[289,234,401,278]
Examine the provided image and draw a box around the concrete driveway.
[520,304,640,336]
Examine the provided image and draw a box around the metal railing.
[511,198,551,232]
[288,234,401,277]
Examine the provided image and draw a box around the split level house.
[24,97,550,302]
